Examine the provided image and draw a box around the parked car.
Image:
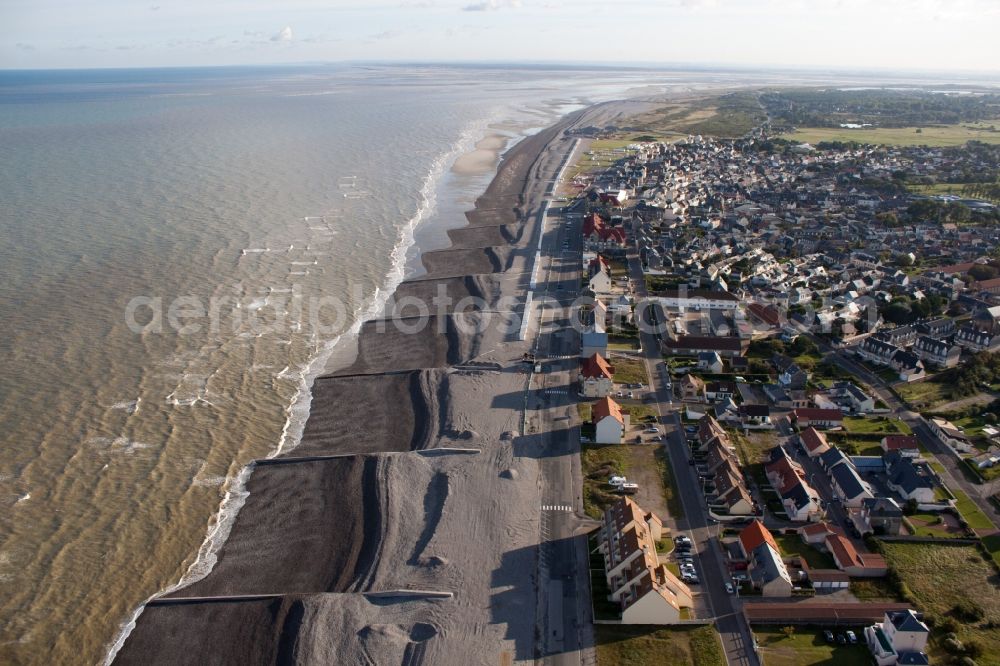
[846,631,857,644]
[837,634,847,645]
[724,582,734,594]
[824,630,834,643]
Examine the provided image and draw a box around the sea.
[0,63,692,665]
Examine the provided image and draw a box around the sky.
[2,0,999,72]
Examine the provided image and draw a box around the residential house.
[653,288,740,311]
[593,396,628,444]
[697,414,728,448]
[792,408,844,430]
[880,435,920,458]
[596,498,693,624]
[580,302,608,358]
[832,382,877,414]
[579,353,615,398]
[738,520,778,559]
[912,335,961,369]
[865,609,930,666]
[799,427,831,458]
[955,324,1000,353]
[697,351,724,374]
[739,404,773,428]
[877,325,916,348]
[825,533,888,577]
[773,354,808,390]
[928,417,973,453]
[588,268,613,294]
[765,447,824,522]
[915,317,955,339]
[748,543,795,597]
[713,469,755,516]
[885,452,937,504]
[663,335,747,358]
[679,373,705,402]
[829,461,875,508]
[855,497,904,536]
[705,381,737,402]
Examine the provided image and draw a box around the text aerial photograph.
[2,1,1000,665]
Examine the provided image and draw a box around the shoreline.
[107,102,594,663]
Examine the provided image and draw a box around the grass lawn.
[608,340,641,351]
[880,541,1000,663]
[843,416,912,435]
[654,447,685,520]
[983,534,1000,568]
[611,357,648,385]
[850,576,902,601]
[951,488,997,531]
[774,534,836,569]
[623,403,658,422]
[896,381,951,409]
[907,513,961,538]
[753,627,871,666]
[779,120,1000,147]
[582,444,630,519]
[595,624,725,666]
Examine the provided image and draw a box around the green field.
[880,541,1000,664]
[754,627,871,666]
[595,624,725,666]
[612,357,649,386]
[951,487,996,531]
[780,120,1000,147]
[654,447,684,520]
[842,416,912,436]
[896,380,951,410]
[983,534,1000,568]
[774,534,836,569]
[582,444,630,518]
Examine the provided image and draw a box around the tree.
[969,264,1000,282]
[780,626,796,639]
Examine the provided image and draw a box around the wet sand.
[451,134,511,176]
[113,103,600,665]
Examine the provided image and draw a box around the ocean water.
[0,63,683,665]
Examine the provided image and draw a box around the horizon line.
[1,59,999,81]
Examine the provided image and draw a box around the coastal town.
[565,130,1000,665]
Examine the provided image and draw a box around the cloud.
[368,30,402,40]
[271,26,293,42]
[15,42,35,51]
[462,0,522,11]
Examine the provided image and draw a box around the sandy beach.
[112,99,618,665]
[451,134,511,176]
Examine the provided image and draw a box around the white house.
[589,270,613,294]
[865,609,929,666]
[929,417,973,453]
[593,396,628,444]
[653,288,740,311]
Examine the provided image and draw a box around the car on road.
[685,426,697,433]
[724,582,734,594]
[846,630,857,644]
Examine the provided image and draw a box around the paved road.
[628,248,760,666]
[531,191,598,665]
